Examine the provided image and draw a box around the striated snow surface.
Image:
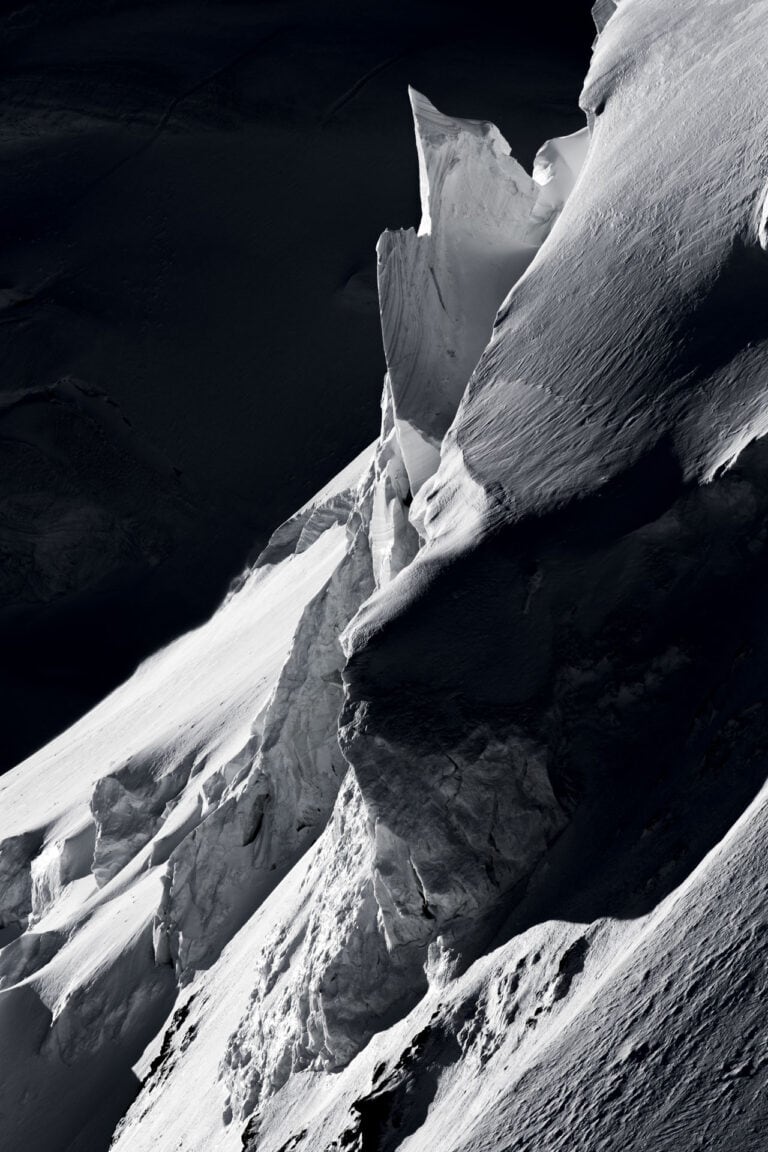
[3,1,768,1149]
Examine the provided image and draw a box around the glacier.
[3,1,768,1149]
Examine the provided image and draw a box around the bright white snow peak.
[4,4,768,1151]
[377,87,588,499]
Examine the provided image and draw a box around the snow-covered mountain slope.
[0,461,373,1149]
[3,2,768,1149]
[114,757,768,1152]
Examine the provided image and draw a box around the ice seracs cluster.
[378,88,588,500]
[4,1,768,1149]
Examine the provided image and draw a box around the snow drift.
[3,1,768,1149]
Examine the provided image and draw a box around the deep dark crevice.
[142,995,198,1092]
[345,1024,463,1152]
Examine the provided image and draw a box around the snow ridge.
[377,89,586,499]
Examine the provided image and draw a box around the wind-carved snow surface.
[5,2,768,1149]
[378,88,587,498]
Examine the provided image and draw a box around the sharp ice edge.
[4,4,768,1148]
[591,0,619,38]
[378,87,588,501]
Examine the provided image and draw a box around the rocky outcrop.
[0,831,41,928]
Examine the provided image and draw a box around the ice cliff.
[3,1,768,1149]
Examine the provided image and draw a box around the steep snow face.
[377,89,539,495]
[411,0,768,548]
[335,5,768,1043]
[346,0,768,767]
[244,760,768,1152]
[0,74,593,1151]
[378,90,588,497]
[112,657,768,1152]
[0,448,379,1146]
[331,0,768,1141]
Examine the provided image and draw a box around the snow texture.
[3,3,768,1150]
[377,89,586,498]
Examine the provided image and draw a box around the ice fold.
[378,89,539,497]
[378,90,588,503]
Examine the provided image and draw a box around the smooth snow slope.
[3,2,768,1149]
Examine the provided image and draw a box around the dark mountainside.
[0,0,593,769]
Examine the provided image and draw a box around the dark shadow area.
[673,238,768,383]
[347,433,768,952]
[0,0,594,771]
[330,436,768,1150]
[0,945,177,1152]
[349,1023,462,1152]
[63,1070,144,1152]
